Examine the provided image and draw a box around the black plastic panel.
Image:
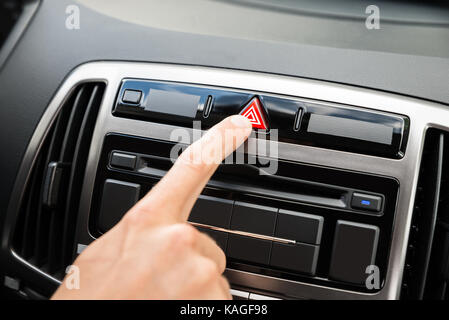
[84,133,400,293]
[114,79,409,158]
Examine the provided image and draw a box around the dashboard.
[1,0,449,300]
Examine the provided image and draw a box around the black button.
[270,242,320,275]
[275,209,323,244]
[329,221,380,285]
[351,192,383,212]
[110,152,137,170]
[188,195,233,228]
[196,227,228,253]
[227,235,271,265]
[97,179,140,233]
[122,89,142,104]
[231,202,277,236]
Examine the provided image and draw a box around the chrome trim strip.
[230,289,250,299]
[10,250,61,286]
[7,61,449,299]
[189,222,296,245]
[249,292,281,300]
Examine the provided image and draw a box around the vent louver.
[12,82,105,280]
[402,129,449,299]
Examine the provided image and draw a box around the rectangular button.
[227,235,271,265]
[196,227,228,253]
[231,202,277,236]
[275,209,323,244]
[122,89,142,104]
[270,242,319,275]
[351,192,383,212]
[145,89,200,118]
[110,152,137,170]
[329,221,380,284]
[188,195,233,228]
[97,179,140,233]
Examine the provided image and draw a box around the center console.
[87,78,405,297]
[14,61,441,299]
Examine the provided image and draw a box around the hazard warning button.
[239,97,268,130]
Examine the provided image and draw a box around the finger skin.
[194,228,227,274]
[52,115,250,300]
[131,115,252,224]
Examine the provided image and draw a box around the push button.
[270,242,320,275]
[97,179,140,233]
[110,152,137,170]
[351,192,383,212]
[230,202,277,236]
[188,195,233,228]
[275,209,323,244]
[227,202,276,265]
[239,96,268,131]
[227,235,271,265]
[329,221,380,284]
[122,89,142,104]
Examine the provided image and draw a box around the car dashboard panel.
[1,0,449,301]
[1,61,448,300]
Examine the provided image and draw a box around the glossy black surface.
[114,79,409,158]
[85,134,400,292]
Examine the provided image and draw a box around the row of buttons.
[97,179,381,285]
[115,80,407,159]
[188,195,323,276]
[110,151,384,215]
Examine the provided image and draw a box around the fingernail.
[230,115,252,129]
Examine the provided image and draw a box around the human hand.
[52,115,252,300]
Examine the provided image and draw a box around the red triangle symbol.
[239,97,268,130]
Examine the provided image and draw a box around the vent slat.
[416,133,444,298]
[59,85,92,162]
[20,147,47,259]
[13,82,105,281]
[61,84,104,264]
[403,129,449,300]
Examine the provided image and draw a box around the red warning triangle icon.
[239,97,268,130]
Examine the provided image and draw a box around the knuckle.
[221,275,231,291]
[168,223,198,248]
[196,259,219,284]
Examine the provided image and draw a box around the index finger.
[132,115,252,223]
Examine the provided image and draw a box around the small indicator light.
[361,200,371,206]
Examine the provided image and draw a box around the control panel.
[89,134,399,293]
[113,79,409,158]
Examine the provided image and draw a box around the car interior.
[1,0,449,300]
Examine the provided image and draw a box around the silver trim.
[230,289,250,299]
[8,61,449,299]
[190,222,296,245]
[249,293,281,300]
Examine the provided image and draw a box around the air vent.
[12,82,105,280]
[402,129,449,299]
